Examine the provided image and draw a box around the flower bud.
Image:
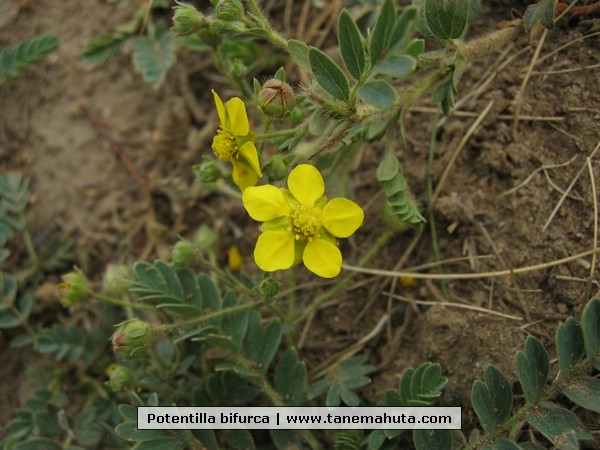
[172,2,210,36]
[111,319,152,358]
[257,79,296,117]
[263,155,288,181]
[194,225,218,254]
[228,245,242,271]
[102,264,132,297]
[198,28,222,48]
[259,275,280,300]
[194,156,221,183]
[215,0,244,21]
[106,364,134,392]
[172,239,201,267]
[57,269,90,307]
[229,58,248,78]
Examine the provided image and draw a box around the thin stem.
[295,229,395,324]
[91,292,156,311]
[426,111,449,299]
[230,352,322,449]
[157,299,264,333]
[19,212,38,267]
[244,0,288,49]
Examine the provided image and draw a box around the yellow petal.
[212,90,226,127]
[322,198,364,238]
[254,231,295,271]
[243,185,290,222]
[287,164,324,205]
[232,160,258,191]
[238,141,263,177]
[303,238,342,278]
[226,97,250,136]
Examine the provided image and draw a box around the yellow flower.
[211,90,262,190]
[242,164,364,278]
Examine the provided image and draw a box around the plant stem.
[91,292,156,311]
[19,211,38,267]
[157,299,264,333]
[230,352,321,450]
[426,111,449,299]
[295,229,395,324]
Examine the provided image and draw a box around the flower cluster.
[243,164,363,278]
[210,93,363,277]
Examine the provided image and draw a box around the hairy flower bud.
[57,269,90,307]
[172,2,210,36]
[257,79,296,117]
[112,319,152,358]
[194,225,218,254]
[106,364,134,392]
[102,264,132,297]
[172,239,201,267]
[263,155,288,181]
[215,0,244,21]
[194,156,222,183]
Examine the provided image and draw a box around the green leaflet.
[131,22,175,86]
[309,47,350,102]
[556,317,584,379]
[471,366,512,434]
[0,35,59,85]
[376,151,425,228]
[524,0,555,32]
[338,10,366,80]
[524,403,592,449]
[357,81,397,109]
[515,335,549,404]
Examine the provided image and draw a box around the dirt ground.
[1,0,599,446]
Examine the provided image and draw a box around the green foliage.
[132,22,176,86]
[0,35,59,85]
[357,81,397,109]
[524,0,556,32]
[413,429,452,450]
[471,366,512,433]
[515,335,550,404]
[338,10,367,80]
[0,173,28,247]
[376,150,426,228]
[308,356,374,406]
[309,47,350,103]
[419,0,471,41]
[464,298,600,449]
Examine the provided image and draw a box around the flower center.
[212,129,237,162]
[289,204,322,238]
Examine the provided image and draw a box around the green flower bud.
[263,155,288,181]
[111,319,152,358]
[198,28,222,48]
[194,156,221,183]
[259,275,280,300]
[215,0,244,21]
[58,269,90,307]
[172,1,210,36]
[106,364,134,392]
[172,239,201,267]
[194,225,218,254]
[102,264,132,297]
[257,79,296,117]
[229,58,248,78]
